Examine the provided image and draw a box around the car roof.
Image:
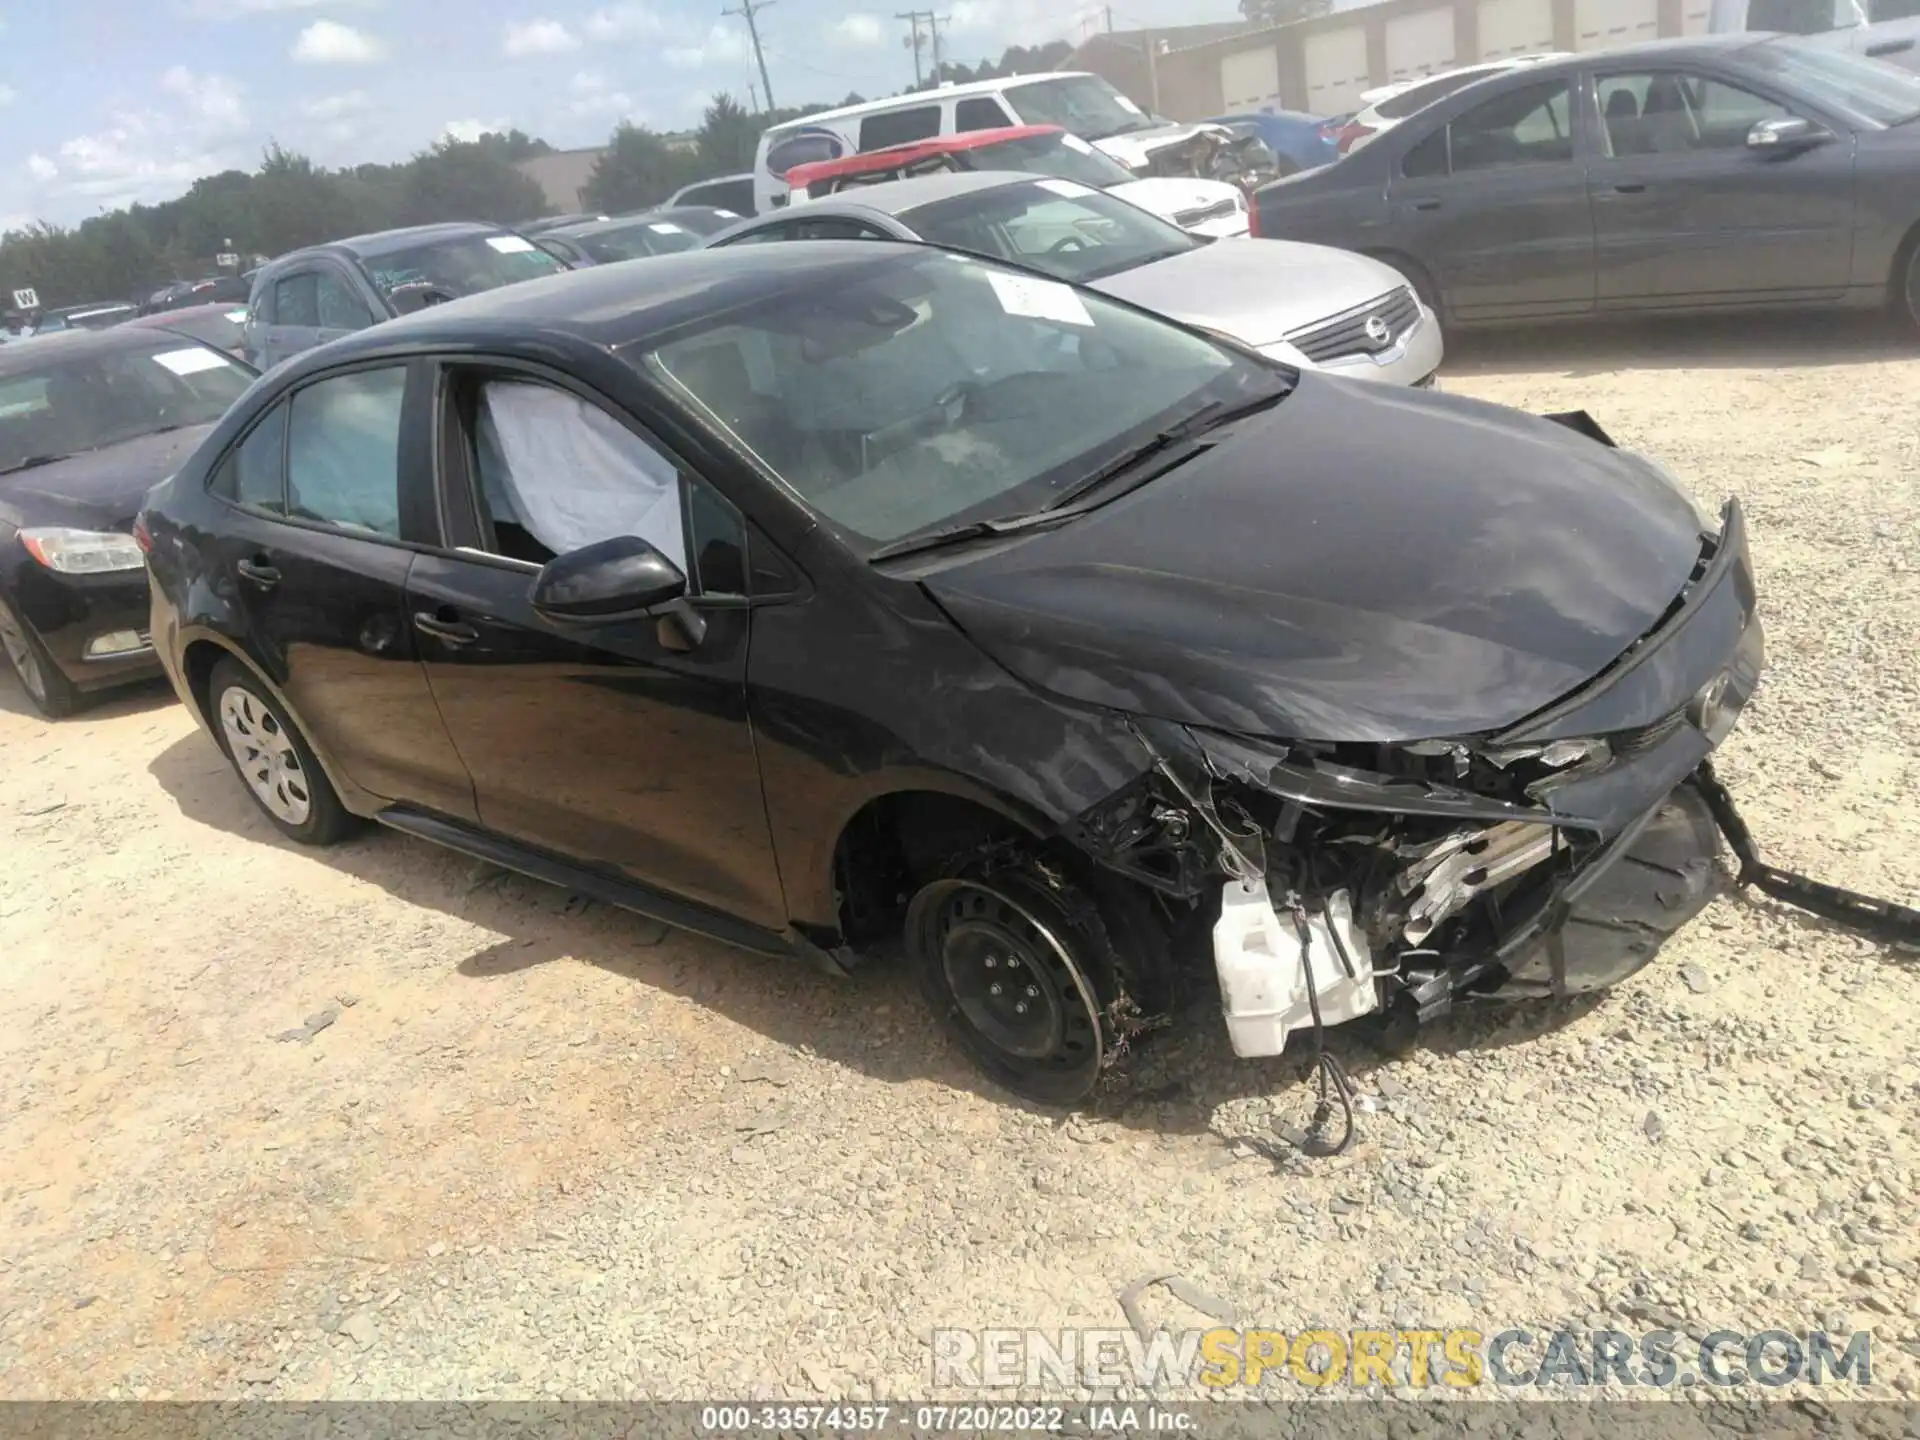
[128,303,244,326]
[547,208,734,240]
[786,125,1065,188]
[765,72,1089,133]
[270,221,514,267]
[316,241,935,357]
[0,323,205,377]
[784,169,1033,219]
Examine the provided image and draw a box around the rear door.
[1585,64,1854,305]
[403,363,788,929]
[203,360,477,819]
[1387,76,1599,320]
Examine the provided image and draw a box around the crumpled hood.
[0,424,215,531]
[1091,240,1408,349]
[922,377,1706,743]
[1093,122,1229,171]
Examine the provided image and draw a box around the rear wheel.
[1899,238,1920,336]
[209,657,355,845]
[906,848,1167,1105]
[0,594,82,719]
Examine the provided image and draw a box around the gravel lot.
[0,316,1915,1405]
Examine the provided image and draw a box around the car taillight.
[132,515,153,555]
[1334,122,1375,154]
[1247,201,1262,239]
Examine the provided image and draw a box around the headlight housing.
[19,527,146,574]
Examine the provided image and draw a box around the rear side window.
[1447,80,1575,171]
[1401,126,1450,177]
[210,403,290,514]
[285,367,408,537]
[273,272,320,328]
[316,271,375,330]
[1376,69,1493,120]
[860,105,942,150]
[765,130,845,177]
[956,96,1012,131]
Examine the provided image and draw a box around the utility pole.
[722,0,777,113]
[926,12,948,84]
[896,9,925,86]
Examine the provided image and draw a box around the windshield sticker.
[1059,133,1095,153]
[152,346,229,376]
[487,235,537,253]
[1036,178,1093,198]
[987,272,1092,328]
[715,208,740,217]
[648,222,684,234]
[1114,95,1143,114]
[225,308,250,323]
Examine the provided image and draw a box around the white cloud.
[302,89,370,120]
[502,18,580,56]
[567,69,637,119]
[0,85,15,108]
[442,117,508,143]
[665,23,750,69]
[291,19,383,63]
[160,67,247,132]
[26,154,58,181]
[189,0,374,14]
[833,13,885,45]
[584,4,661,40]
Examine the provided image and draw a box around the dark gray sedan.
[1252,35,1920,330]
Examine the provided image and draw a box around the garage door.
[1384,8,1457,82]
[1220,46,1283,112]
[1575,0,1659,48]
[1477,0,1555,56]
[1304,25,1372,114]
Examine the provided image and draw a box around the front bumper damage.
[1066,437,1917,1061]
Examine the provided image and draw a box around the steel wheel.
[218,683,312,826]
[0,601,46,704]
[1905,244,1920,333]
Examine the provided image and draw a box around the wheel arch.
[1888,215,1920,322]
[1361,246,1441,317]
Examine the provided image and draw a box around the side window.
[469,379,688,574]
[285,367,408,537]
[955,96,1012,131]
[1598,71,1790,155]
[792,218,889,240]
[250,278,277,327]
[1401,126,1450,178]
[272,272,320,328]
[315,270,376,330]
[859,105,942,150]
[721,223,796,246]
[209,403,290,513]
[686,480,747,596]
[1448,80,1575,172]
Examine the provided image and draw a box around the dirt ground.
[0,315,1915,1404]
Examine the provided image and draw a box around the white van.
[1710,0,1920,66]
[752,72,1252,235]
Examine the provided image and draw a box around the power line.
[895,10,950,85]
[721,0,778,112]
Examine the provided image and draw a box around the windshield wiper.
[1039,384,1292,515]
[0,454,69,475]
[866,508,1079,563]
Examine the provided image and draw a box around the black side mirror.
[388,282,456,315]
[531,535,687,623]
[1746,116,1833,152]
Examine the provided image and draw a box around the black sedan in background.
[0,328,255,716]
[529,208,742,267]
[1253,35,1920,330]
[141,244,1768,1103]
[127,303,251,362]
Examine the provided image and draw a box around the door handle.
[1409,199,1442,212]
[413,611,480,647]
[235,557,280,589]
[1610,182,1647,194]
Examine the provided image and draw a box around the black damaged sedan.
[141,242,1784,1103]
[1,328,256,716]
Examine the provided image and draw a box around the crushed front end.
[1072,489,1771,1056]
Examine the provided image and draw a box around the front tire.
[905,849,1167,1105]
[208,657,355,845]
[1899,237,1920,336]
[0,594,82,719]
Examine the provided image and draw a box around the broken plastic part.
[1693,761,1920,950]
[1211,882,1378,1058]
[1399,820,1559,945]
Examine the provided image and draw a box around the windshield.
[575,220,707,264]
[638,249,1273,549]
[150,311,245,351]
[971,132,1138,188]
[360,233,566,299]
[1747,36,1920,121]
[0,340,253,472]
[1004,76,1153,139]
[904,179,1199,284]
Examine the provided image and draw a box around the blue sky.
[0,0,1239,228]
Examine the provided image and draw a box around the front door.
[203,361,477,819]
[1587,66,1855,306]
[1389,76,1598,320]
[260,270,322,370]
[405,368,787,930]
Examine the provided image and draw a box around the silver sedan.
[707,170,1443,388]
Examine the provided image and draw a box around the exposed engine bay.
[1136,123,1281,192]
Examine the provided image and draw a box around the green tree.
[1238,0,1333,26]
[695,94,761,176]
[582,123,700,212]
[399,137,551,226]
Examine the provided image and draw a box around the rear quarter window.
[859,106,943,150]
